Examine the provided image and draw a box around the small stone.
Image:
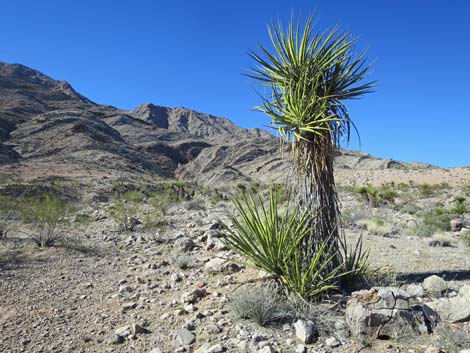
[294,319,318,344]
[149,349,163,353]
[118,285,133,293]
[115,325,131,338]
[183,320,196,331]
[131,323,150,335]
[171,272,183,283]
[258,345,275,353]
[106,334,124,345]
[207,344,225,353]
[204,257,242,274]
[325,336,341,348]
[174,328,196,346]
[122,302,137,312]
[175,237,195,252]
[182,288,206,304]
[295,344,307,353]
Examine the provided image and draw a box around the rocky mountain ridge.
[0,62,441,185]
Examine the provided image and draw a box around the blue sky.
[1,0,469,167]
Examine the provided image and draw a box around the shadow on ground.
[397,270,470,283]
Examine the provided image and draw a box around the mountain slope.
[0,61,453,186]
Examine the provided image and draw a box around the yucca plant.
[248,14,375,272]
[221,188,344,300]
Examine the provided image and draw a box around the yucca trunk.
[296,131,341,273]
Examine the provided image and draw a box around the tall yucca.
[249,14,375,271]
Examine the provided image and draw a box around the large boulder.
[346,287,438,340]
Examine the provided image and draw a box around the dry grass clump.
[459,230,470,247]
[228,282,294,327]
[428,233,455,247]
[358,217,392,236]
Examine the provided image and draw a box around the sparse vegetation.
[450,195,467,215]
[174,255,193,270]
[410,207,452,237]
[109,190,144,232]
[21,193,71,247]
[358,217,392,236]
[354,184,398,207]
[429,233,454,247]
[228,282,293,326]
[459,230,470,247]
[0,195,16,239]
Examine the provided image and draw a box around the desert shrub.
[354,185,398,207]
[417,183,434,197]
[228,282,293,326]
[221,188,347,300]
[174,255,193,270]
[378,185,398,204]
[21,193,70,247]
[429,233,454,247]
[459,231,470,247]
[109,191,143,232]
[0,195,16,239]
[464,184,470,197]
[411,208,451,237]
[398,203,421,215]
[354,186,379,206]
[358,217,392,236]
[450,195,467,215]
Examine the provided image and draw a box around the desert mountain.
[1,61,464,186]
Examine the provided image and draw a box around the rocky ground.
[1,180,470,353]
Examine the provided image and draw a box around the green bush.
[221,188,345,300]
[417,183,434,197]
[450,195,467,215]
[354,184,398,207]
[411,208,451,237]
[21,193,70,247]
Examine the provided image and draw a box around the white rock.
[325,336,341,347]
[294,319,318,344]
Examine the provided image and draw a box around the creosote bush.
[21,193,70,247]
